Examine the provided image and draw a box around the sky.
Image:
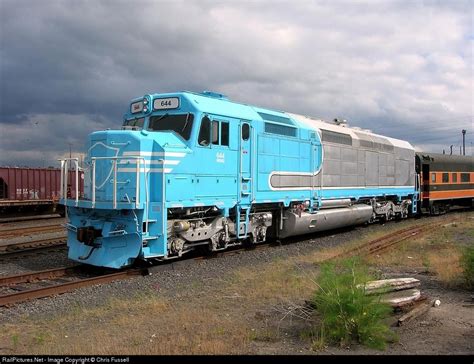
[0,0,472,167]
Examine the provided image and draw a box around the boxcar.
[0,167,84,217]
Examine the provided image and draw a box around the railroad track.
[0,236,66,259]
[0,219,446,307]
[0,224,65,239]
[0,214,63,224]
[0,265,149,306]
[331,222,435,260]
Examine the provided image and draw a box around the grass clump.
[460,246,474,290]
[311,258,394,350]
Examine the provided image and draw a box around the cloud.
[1,0,472,166]
[0,113,112,167]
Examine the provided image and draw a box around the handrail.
[92,159,96,207]
[59,155,156,237]
[58,158,79,207]
[113,159,117,209]
[136,158,140,209]
[60,160,65,200]
[89,156,146,209]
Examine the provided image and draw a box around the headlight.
[143,107,148,113]
[143,98,148,105]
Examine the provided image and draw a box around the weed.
[248,325,279,343]
[11,334,19,349]
[422,254,431,271]
[311,258,394,350]
[310,326,327,351]
[300,326,327,351]
[460,246,474,290]
[34,333,46,345]
[427,250,463,287]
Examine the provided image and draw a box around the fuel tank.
[279,204,373,238]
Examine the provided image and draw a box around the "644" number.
[153,97,179,110]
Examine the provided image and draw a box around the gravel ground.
[0,212,472,355]
[0,213,469,325]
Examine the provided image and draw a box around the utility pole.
[450,145,453,155]
[68,143,73,172]
[462,129,466,156]
[69,143,73,169]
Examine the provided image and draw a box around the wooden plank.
[398,302,431,326]
[381,288,421,307]
[361,278,421,294]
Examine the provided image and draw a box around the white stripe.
[118,159,180,165]
[117,168,172,173]
[268,185,414,191]
[123,151,186,157]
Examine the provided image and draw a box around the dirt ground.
[247,272,473,355]
[247,213,474,355]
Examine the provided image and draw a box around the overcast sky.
[0,0,472,167]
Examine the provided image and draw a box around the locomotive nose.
[62,128,191,268]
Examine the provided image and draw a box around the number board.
[131,101,144,114]
[153,97,180,110]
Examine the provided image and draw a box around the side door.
[209,118,236,199]
[421,163,430,209]
[239,121,252,204]
[311,135,322,202]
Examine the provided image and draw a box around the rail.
[0,236,67,258]
[0,266,149,306]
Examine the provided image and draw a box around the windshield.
[122,117,144,130]
[148,113,194,140]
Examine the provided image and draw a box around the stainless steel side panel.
[320,198,352,209]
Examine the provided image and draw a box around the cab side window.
[242,123,250,140]
[221,122,229,146]
[199,117,231,148]
[212,121,219,145]
[198,116,211,146]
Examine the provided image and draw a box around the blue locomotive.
[60,91,418,268]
